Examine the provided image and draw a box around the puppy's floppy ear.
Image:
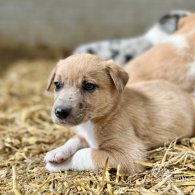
[106,60,129,93]
[46,66,56,91]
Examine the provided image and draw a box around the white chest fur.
[73,121,98,149]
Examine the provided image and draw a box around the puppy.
[125,13,195,95]
[45,54,195,174]
[73,10,190,65]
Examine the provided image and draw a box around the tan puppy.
[125,13,195,95]
[45,54,195,174]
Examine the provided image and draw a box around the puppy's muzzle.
[55,107,71,120]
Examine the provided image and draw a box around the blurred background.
[1,1,195,193]
[0,0,195,65]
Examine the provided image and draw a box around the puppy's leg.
[44,135,88,164]
[46,148,94,172]
[45,147,145,174]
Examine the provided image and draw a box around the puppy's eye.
[83,83,96,92]
[54,81,62,91]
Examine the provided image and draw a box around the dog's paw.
[45,162,64,172]
[45,162,60,172]
[45,162,71,172]
[44,146,71,164]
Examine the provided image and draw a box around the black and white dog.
[73,10,190,65]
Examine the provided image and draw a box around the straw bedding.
[0,59,195,194]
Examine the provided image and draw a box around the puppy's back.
[124,80,195,148]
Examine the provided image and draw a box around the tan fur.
[125,13,195,94]
[47,66,56,91]
[46,54,195,174]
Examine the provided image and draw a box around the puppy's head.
[47,54,129,126]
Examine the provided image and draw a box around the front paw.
[45,162,60,172]
[44,146,71,164]
[45,162,65,172]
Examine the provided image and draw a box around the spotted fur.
[73,10,190,65]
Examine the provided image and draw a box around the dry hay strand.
[0,59,195,194]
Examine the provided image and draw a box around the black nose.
[55,107,71,120]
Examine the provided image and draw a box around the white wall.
[0,0,194,50]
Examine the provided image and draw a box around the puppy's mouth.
[51,112,87,126]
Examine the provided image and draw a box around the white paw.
[44,146,71,164]
[45,148,95,172]
[45,161,71,172]
[45,162,60,172]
